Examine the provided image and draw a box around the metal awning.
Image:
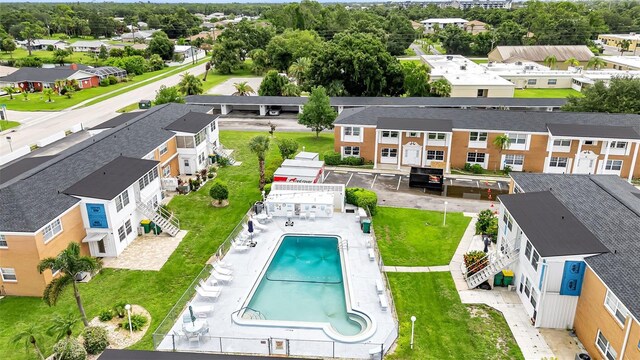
[82,233,107,243]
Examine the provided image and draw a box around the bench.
[375,279,384,294]
[378,294,388,311]
[368,249,375,261]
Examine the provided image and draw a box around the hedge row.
[323,151,365,166]
[345,187,378,215]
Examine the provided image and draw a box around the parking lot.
[324,169,510,213]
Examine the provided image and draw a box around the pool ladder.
[233,306,266,321]
[338,239,349,251]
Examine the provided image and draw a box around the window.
[527,79,537,85]
[604,290,629,324]
[382,131,398,138]
[609,141,627,149]
[0,268,17,282]
[343,146,360,157]
[596,330,617,360]
[198,152,206,165]
[525,240,532,259]
[467,152,486,163]
[583,140,594,145]
[0,234,6,248]
[502,213,513,231]
[427,150,444,161]
[477,89,488,97]
[519,275,524,293]
[605,160,623,171]
[210,121,216,132]
[504,154,524,166]
[115,190,130,212]
[530,288,538,308]
[118,225,126,242]
[407,132,419,137]
[547,79,557,85]
[549,157,568,168]
[508,134,527,145]
[344,127,361,136]
[159,144,168,156]
[138,168,159,190]
[381,148,398,157]
[43,219,63,242]
[524,278,531,297]
[125,219,133,235]
[428,132,446,140]
[469,132,487,142]
[531,251,539,270]
[175,136,195,148]
[194,129,206,146]
[553,139,571,147]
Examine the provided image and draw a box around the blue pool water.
[246,235,363,336]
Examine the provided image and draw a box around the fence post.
[171,334,175,351]
[219,337,222,352]
[332,341,335,358]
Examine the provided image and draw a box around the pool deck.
[157,212,398,359]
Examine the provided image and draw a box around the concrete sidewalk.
[383,265,449,272]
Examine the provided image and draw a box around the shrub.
[53,338,87,360]
[99,79,109,87]
[217,157,230,167]
[502,165,512,175]
[264,183,272,195]
[463,163,473,172]
[120,314,147,332]
[98,309,113,322]
[471,164,484,174]
[82,326,109,355]
[189,178,201,191]
[15,57,43,67]
[342,156,364,166]
[464,250,488,276]
[207,172,214,179]
[345,188,378,215]
[264,158,283,184]
[209,180,229,204]
[113,302,127,318]
[277,138,299,160]
[323,151,342,166]
[107,75,118,85]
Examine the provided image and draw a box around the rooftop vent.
[446,55,454,61]
[460,65,467,70]
[515,61,523,65]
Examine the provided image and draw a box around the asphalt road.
[0,62,207,156]
[207,77,263,95]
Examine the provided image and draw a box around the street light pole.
[410,316,417,350]
[125,304,133,335]
[6,136,12,152]
[443,201,448,226]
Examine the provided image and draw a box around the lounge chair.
[299,212,307,220]
[368,248,375,261]
[191,304,214,317]
[379,294,388,311]
[198,279,223,293]
[212,263,232,276]
[212,270,233,283]
[233,242,250,252]
[214,259,232,269]
[375,279,384,294]
[253,221,268,231]
[309,212,316,221]
[195,286,221,299]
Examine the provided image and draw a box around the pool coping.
[231,233,378,344]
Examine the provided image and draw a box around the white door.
[403,144,421,166]
[573,151,597,174]
[183,159,192,175]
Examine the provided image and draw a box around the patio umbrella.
[188,305,196,325]
[248,220,254,240]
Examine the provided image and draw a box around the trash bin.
[140,219,152,234]
[150,222,162,235]
[502,269,514,286]
[138,100,151,109]
[361,219,371,234]
[494,272,504,287]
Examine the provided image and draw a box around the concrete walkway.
[383,265,449,272]
[102,230,187,271]
[449,214,556,360]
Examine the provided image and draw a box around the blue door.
[86,204,108,229]
[560,261,586,296]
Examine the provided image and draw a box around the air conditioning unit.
[515,61,523,65]
[460,65,467,70]
[446,55,454,60]
[138,226,145,236]
[524,65,534,70]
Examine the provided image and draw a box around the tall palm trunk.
[30,337,44,360]
[259,159,266,190]
[72,282,89,327]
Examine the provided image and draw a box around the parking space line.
[476,180,480,188]
[456,179,473,182]
[325,171,331,179]
[380,173,395,177]
[357,172,373,176]
[371,174,378,188]
[346,172,354,186]
[396,176,402,191]
[498,182,502,190]
[333,170,348,174]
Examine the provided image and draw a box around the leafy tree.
[298,86,336,138]
[98,45,108,60]
[2,86,16,100]
[52,49,71,66]
[148,31,175,61]
[1,36,16,58]
[287,57,311,88]
[475,209,498,240]
[562,77,640,114]
[210,39,243,75]
[278,138,299,159]
[282,83,301,97]
[266,29,323,71]
[43,88,54,102]
[471,31,494,56]
[543,55,557,70]
[402,61,431,97]
[47,313,80,342]
[209,180,229,205]
[154,85,185,105]
[495,20,526,46]
[439,25,473,55]
[564,57,580,68]
[19,21,45,56]
[177,73,203,96]
[109,48,124,58]
[232,81,255,96]
[37,242,101,327]
[384,14,415,56]
[148,54,165,71]
[586,57,606,70]
[249,135,271,190]
[12,323,45,360]
[218,20,275,59]
[249,49,269,76]
[430,79,451,97]
[105,55,147,75]
[258,70,289,96]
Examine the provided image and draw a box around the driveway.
[207,77,263,95]
[323,169,508,213]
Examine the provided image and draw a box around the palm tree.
[586,57,606,70]
[249,135,270,191]
[564,57,580,68]
[12,323,45,360]
[232,81,255,96]
[287,57,311,86]
[543,55,557,69]
[617,39,631,55]
[493,134,511,170]
[281,83,301,97]
[47,313,80,342]
[42,88,54,102]
[202,61,212,81]
[37,242,102,327]
[177,73,203,96]
[2,86,16,100]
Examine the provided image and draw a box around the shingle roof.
[492,45,594,62]
[510,174,640,321]
[334,107,640,135]
[0,156,55,185]
[378,117,453,132]
[89,112,145,130]
[547,123,640,140]
[0,103,209,233]
[0,67,88,83]
[164,111,215,133]
[63,157,157,200]
[499,191,608,257]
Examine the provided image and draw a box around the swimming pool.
[236,234,374,341]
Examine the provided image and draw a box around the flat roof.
[378,117,453,132]
[421,18,468,23]
[443,73,515,86]
[599,56,640,69]
[63,156,158,200]
[499,191,609,257]
[547,123,640,140]
[165,111,215,133]
[0,156,55,185]
[90,112,145,130]
[281,159,324,168]
[273,167,321,177]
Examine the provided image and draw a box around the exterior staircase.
[212,144,236,165]
[137,201,180,237]
[463,242,519,289]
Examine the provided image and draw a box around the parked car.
[268,106,282,116]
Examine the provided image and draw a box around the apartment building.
[333,107,640,180]
[0,104,220,296]
[598,33,640,52]
[490,174,640,360]
[419,18,468,33]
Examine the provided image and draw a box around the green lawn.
[373,207,471,266]
[471,58,489,64]
[0,130,333,360]
[514,88,583,98]
[0,48,95,64]
[0,120,20,131]
[387,272,523,360]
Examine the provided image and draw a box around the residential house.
[20,39,69,51]
[332,106,640,180]
[488,45,594,70]
[121,30,157,43]
[0,65,18,78]
[0,65,100,91]
[70,41,109,53]
[597,33,640,53]
[463,20,488,34]
[451,0,513,9]
[420,18,468,33]
[173,45,205,62]
[164,111,219,175]
[188,31,220,43]
[0,104,221,296]
[490,173,640,360]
